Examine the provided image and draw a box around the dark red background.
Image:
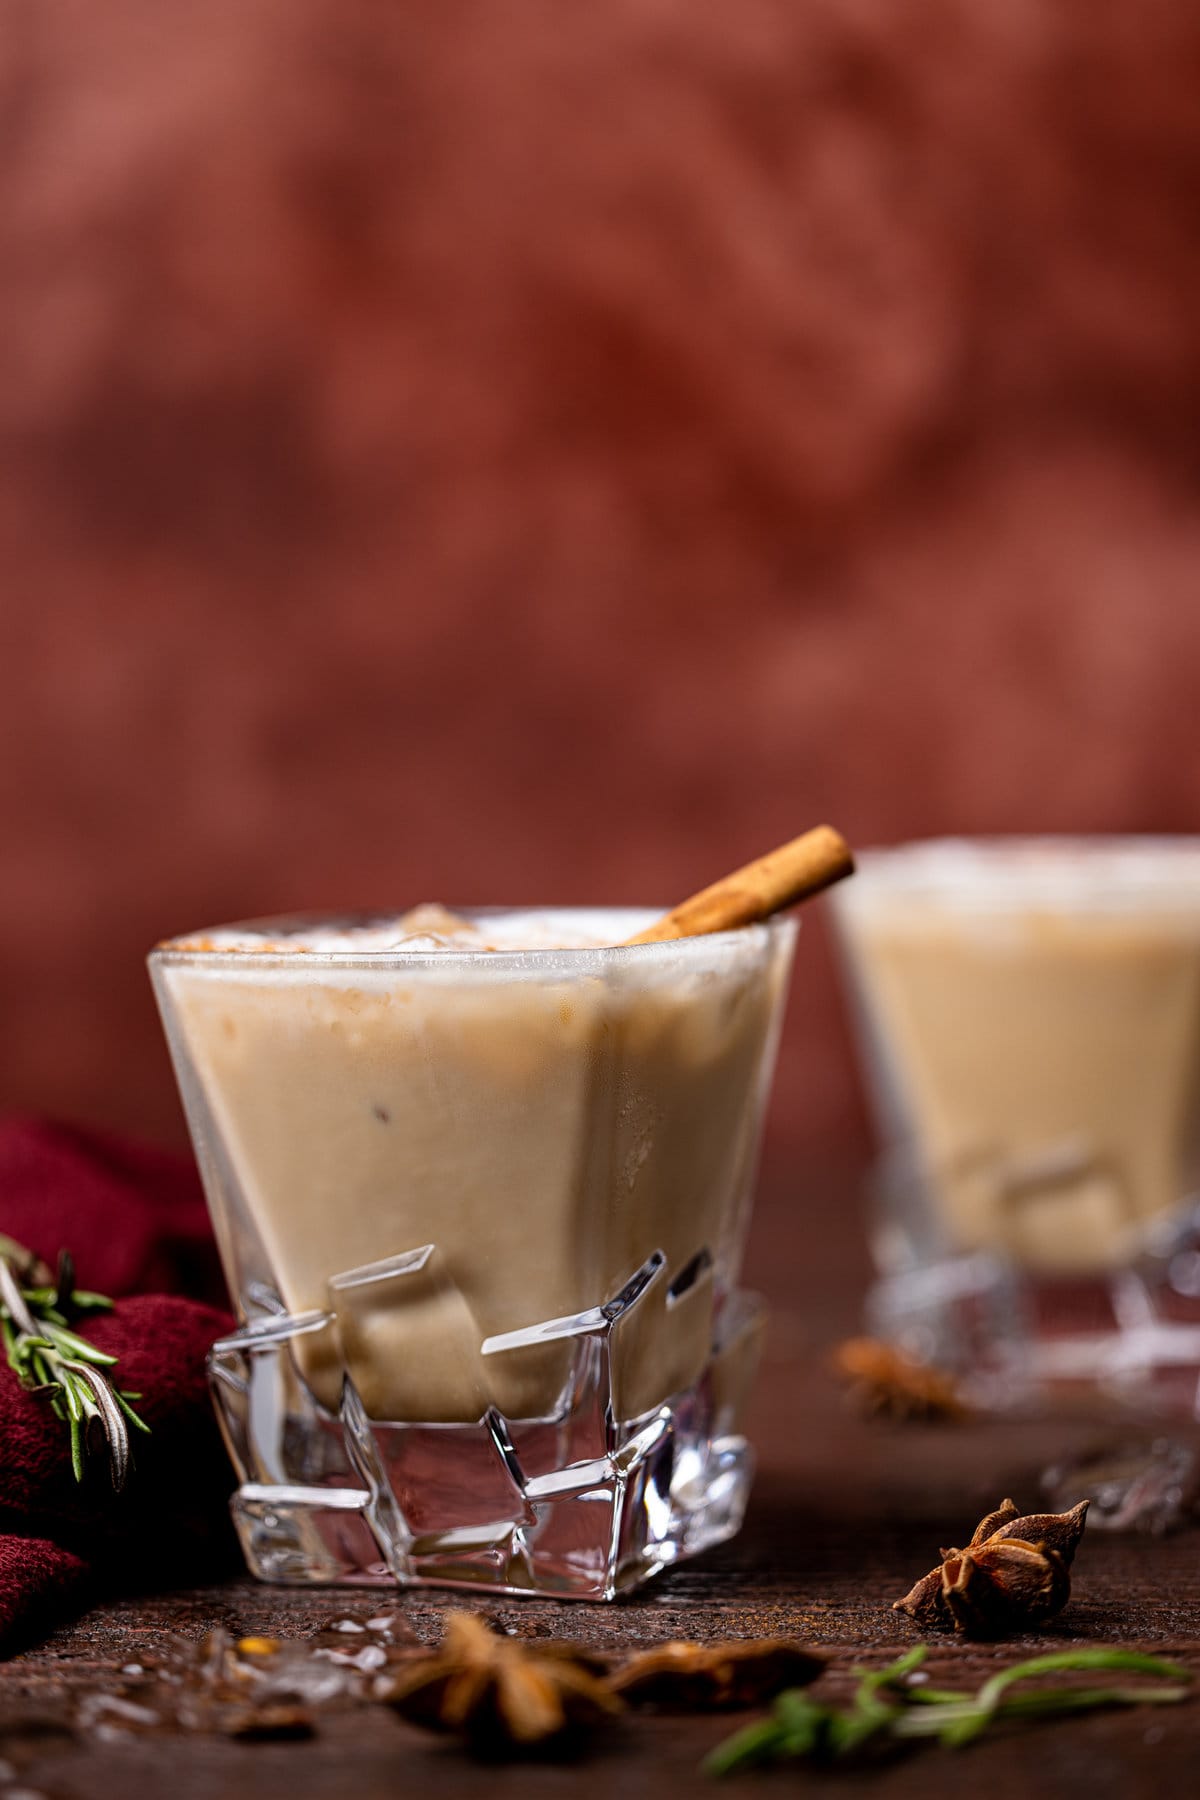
[2,0,1198,1156]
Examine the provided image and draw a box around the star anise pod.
[383,1612,621,1753]
[609,1638,825,1710]
[833,1337,966,1422]
[894,1497,1090,1638]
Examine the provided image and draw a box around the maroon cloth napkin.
[0,1118,239,1654]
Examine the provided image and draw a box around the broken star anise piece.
[894,1497,1090,1638]
[833,1337,966,1422]
[609,1638,825,1710]
[383,1612,621,1754]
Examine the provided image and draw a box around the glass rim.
[831,834,1200,917]
[147,905,799,971]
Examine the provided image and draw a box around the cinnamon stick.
[625,825,854,945]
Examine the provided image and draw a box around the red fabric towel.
[0,1118,238,1654]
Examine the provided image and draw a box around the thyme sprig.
[0,1235,149,1490]
[704,1646,1191,1774]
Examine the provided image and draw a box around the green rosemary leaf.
[0,1238,147,1487]
[114,1391,152,1434]
[773,1690,830,1756]
[69,1290,114,1313]
[975,1648,1191,1713]
[827,1701,894,1758]
[59,1372,84,1424]
[43,1324,119,1366]
[705,1647,1193,1774]
[999,1685,1191,1717]
[854,1645,929,1691]
[930,1681,1192,1749]
[702,1713,790,1776]
[905,1686,972,1705]
[54,1250,75,1313]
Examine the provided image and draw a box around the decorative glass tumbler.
[150,907,796,1598]
[832,839,1200,1415]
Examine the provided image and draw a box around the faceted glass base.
[209,1257,766,1601]
[868,1202,1200,1418]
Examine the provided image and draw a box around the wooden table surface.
[3,1156,1199,1797]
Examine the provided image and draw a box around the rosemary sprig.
[0,1239,149,1490]
[704,1646,1191,1774]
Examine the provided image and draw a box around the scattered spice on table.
[382,1611,620,1752]
[704,1645,1192,1774]
[609,1638,824,1709]
[70,1620,420,1742]
[381,1616,835,1754]
[894,1497,1090,1637]
[49,1612,1193,1776]
[833,1336,967,1421]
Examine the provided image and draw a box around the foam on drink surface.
[162,905,657,957]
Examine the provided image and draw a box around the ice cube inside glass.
[150,906,796,1597]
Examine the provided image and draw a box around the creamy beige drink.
[153,907,795,1423]
[835,841,1200,1277]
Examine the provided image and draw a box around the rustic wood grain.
[3,1162,1199,1796]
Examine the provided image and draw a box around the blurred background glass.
[2,0,1198,1188]
[834,840,1200,1410]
